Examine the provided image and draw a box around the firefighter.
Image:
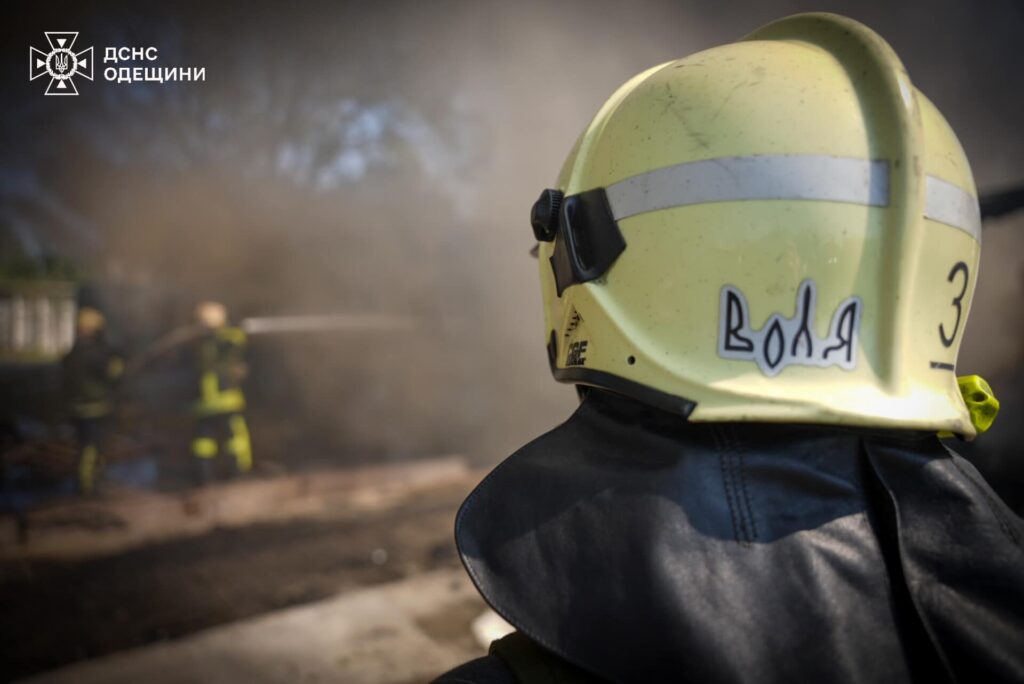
[190,301,252,483]
[438,13,1023,683]
[61,307,124,494]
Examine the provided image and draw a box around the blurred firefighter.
[61,307,124,494]
[190,301,252,483]
[439,13,1023,684]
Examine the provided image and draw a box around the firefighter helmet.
[76,307,106,336]
[195,301,228,330]
[533,13,984,436]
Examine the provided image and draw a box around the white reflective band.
[924,175,982,243]
[605,155,890,220]
[604,154,981,244]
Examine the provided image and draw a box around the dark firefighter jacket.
[61,333,123,419]
[441,388,1024,683]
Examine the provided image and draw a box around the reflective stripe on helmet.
[605,155,889,218]
[925,175,982,242]
[603,154,980,242]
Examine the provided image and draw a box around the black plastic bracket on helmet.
[533,187,626,296]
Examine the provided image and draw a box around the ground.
[0,459,488,682]
[21,569,488,684]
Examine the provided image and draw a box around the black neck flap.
[456,389,1024,683]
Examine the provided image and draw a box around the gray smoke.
[2,0,1022,464]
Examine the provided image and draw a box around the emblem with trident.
[29,32,94,95]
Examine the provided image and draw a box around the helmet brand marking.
[564,308,584,339]
[565,340,589,367]
[718,280,861,376]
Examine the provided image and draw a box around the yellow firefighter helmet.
[76,307,106,336]
[195,301,228,330]
[533,13,985,436]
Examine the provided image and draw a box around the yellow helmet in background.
[195,301,228,330]
[533,13,984,436]
[76,307,106,336]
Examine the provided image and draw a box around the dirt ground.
[0,477,478,682]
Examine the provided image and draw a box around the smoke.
[2,0,1022,464]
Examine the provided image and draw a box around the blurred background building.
[1,0,1021,681]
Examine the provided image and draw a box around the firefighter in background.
[61,307,124,494]
[190,301,252,483]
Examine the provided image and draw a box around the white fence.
[0,282,77,361]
